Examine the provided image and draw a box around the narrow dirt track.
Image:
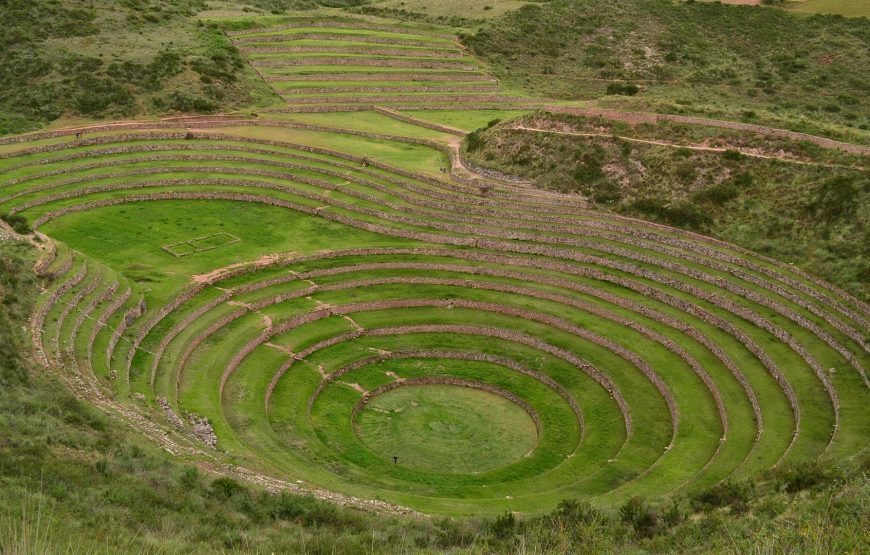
[509,125,867,170]
[544,106,870,155]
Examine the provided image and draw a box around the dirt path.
[510,125,866,170]
[191,252,296,284]
[545,106,870,155]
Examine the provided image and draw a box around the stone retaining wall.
[87,285,128,371]
[281,94,517,105]
[33,234,57,276]
[242,46,464,58]
[252,58,475,70]
[323,349,585,433]
[363,324,633,437]
[107,295,145,373]
[258,247,796,435]
[264,72,494,82]
[316,274,722,434]
[225,21,455,40]
[278,85,499,95]
[234,33,448,47]
[51,271,96,358]
[31,260,87,367]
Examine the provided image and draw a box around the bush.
[809,175,861,221]
[209,477,246,500]
[153,91,217,113]
[620,497,662,538]
[266,493,345,527]
[1,213,31,234]
[490,511,516,539]
[465,130,486,153]
[606,82,640,96]
[72,76,134,116]
[550,499,603,526]
[626,198,712,230]
[776,462,830,493]
[692,480,753,513]
[693,182,740,205]
[571,144,607,182]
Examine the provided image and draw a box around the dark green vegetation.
[0,0,278,134]
[241,0,371,14]
[463,111,870,301]
[464,0,870,138]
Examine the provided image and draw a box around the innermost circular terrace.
[353,380,540,475]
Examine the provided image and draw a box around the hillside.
[463,0,870,139]
[1,0,294,135]
[462,110,870,301]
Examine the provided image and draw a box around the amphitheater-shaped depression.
[4,21,869,515]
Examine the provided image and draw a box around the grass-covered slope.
[462,110,870,302]
[463,0,870,137]
[0,0,279,135]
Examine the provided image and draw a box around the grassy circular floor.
[354,383,539,474]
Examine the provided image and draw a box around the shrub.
[209,476,246,500]
[776,462,830,493]
[72,76,134,116]
[1,213,31,234]
[465,130,486,153]
[692,480,753,513]
[571,144,607,182]
[731,171,755,188]
[550,499,603,526]
[693,182,740,205]
[267,493,344,527]
[674,160,697,182]
[179,466,200,489]
[490,511,516,539]
[153,91,217,113]
[626,198,712,230]
[606,82,640,96]
[620,497,662,538]
[809,175,861,221]
[585,180,621,204]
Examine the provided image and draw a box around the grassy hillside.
[463,0,870,138]
[462,111,870,301]
[0,0,283,135]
